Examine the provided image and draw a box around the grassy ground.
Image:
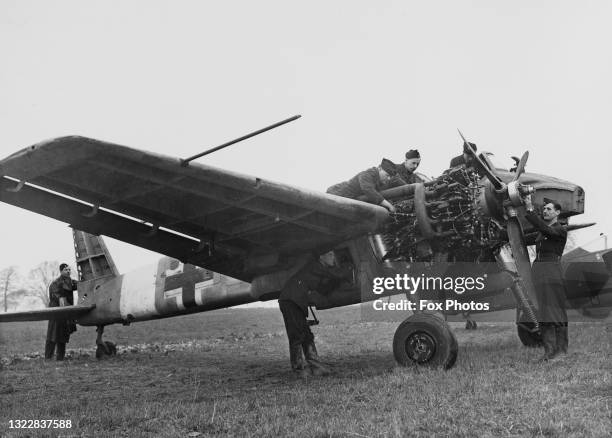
[0,307,610,437]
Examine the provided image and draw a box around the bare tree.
[29,261,60,307]
[1,266,17,312]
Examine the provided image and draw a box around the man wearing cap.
[44,263,78,361]
[450,142,478,168]
[524,197,568,361]
[326,158,398,213]
[392,149,424,185]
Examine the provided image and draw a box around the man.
[392,149,423,185]
[278,252,352,376]
[44,263,78,361]
[449,142,477,168]
[326,158,398,213]
[524,197,568,361]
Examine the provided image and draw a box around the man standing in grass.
[44,263,78,361]
[278,252,352,376]
[524,197,568,361]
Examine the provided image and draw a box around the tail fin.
[72,229,119,281]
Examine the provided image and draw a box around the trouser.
[540,322,568,359]
[540,324,557,359]
[44,341,66,360]
[555,323,568,354]
[44,340,55,359]
[279,300,314,370]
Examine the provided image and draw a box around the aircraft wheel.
[516,323,542,347]
[465,319,478,330]
[516,308,542,347]
[393,313,458,369]
[96,341,117,359]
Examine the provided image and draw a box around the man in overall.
[393,149,424,185]
[44,263,78,361]
[278,252,352,376]
[449,141,478,168]
[524,197,568,360]
[326,158,398,213]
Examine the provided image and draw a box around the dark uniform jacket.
[48,275,77,307]
[391,163,423,186]
[525,211,568,323]
[326,167,388,205]
[279,257,352,314]
[46,275,78,343]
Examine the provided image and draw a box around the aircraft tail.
[72,229,119,281]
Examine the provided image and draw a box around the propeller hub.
[507,180,534,207]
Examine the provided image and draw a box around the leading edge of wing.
[0,136,389,253]
[0,305,95,323]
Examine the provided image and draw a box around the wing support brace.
[5,180,25,192]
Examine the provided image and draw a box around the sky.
[0,0,611,276]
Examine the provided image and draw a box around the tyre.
[516,322,542,347]
[393,313,458,369]
[516,308,542,347]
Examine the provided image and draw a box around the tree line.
[0,261,68,312]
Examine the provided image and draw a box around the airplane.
[0,131,609,369]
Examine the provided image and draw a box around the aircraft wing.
[0,305,96,322]
[0,136,388,281]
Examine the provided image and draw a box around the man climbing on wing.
[326,158,398,213]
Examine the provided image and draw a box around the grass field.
[1,307,610,437]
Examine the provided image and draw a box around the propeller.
[505,207,539,309]
[512,151,529,181]
[456,130,539,319]
[457,129,505,191]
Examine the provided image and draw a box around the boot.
[303,341,331,376]
[289,344,307,374]
[56,343,66,361]
[556,324,568,355]
[44,341,56,360]
[539,325,558,361]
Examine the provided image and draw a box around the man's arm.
[357,170,396,213]
[49,281,62,305]
[523,197,567,240]
[357,170,385,205]
[525,211,567,239]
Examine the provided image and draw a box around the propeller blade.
[512,151,529,181]
[506,216,539,307]
[456,129,505,191]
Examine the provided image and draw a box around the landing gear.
[517,322,542,347]
[463,312,478,330]
[516,309,542,347]
[95,325,117,359]
[393,313,458,369]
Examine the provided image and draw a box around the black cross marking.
[164,264,212,308]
